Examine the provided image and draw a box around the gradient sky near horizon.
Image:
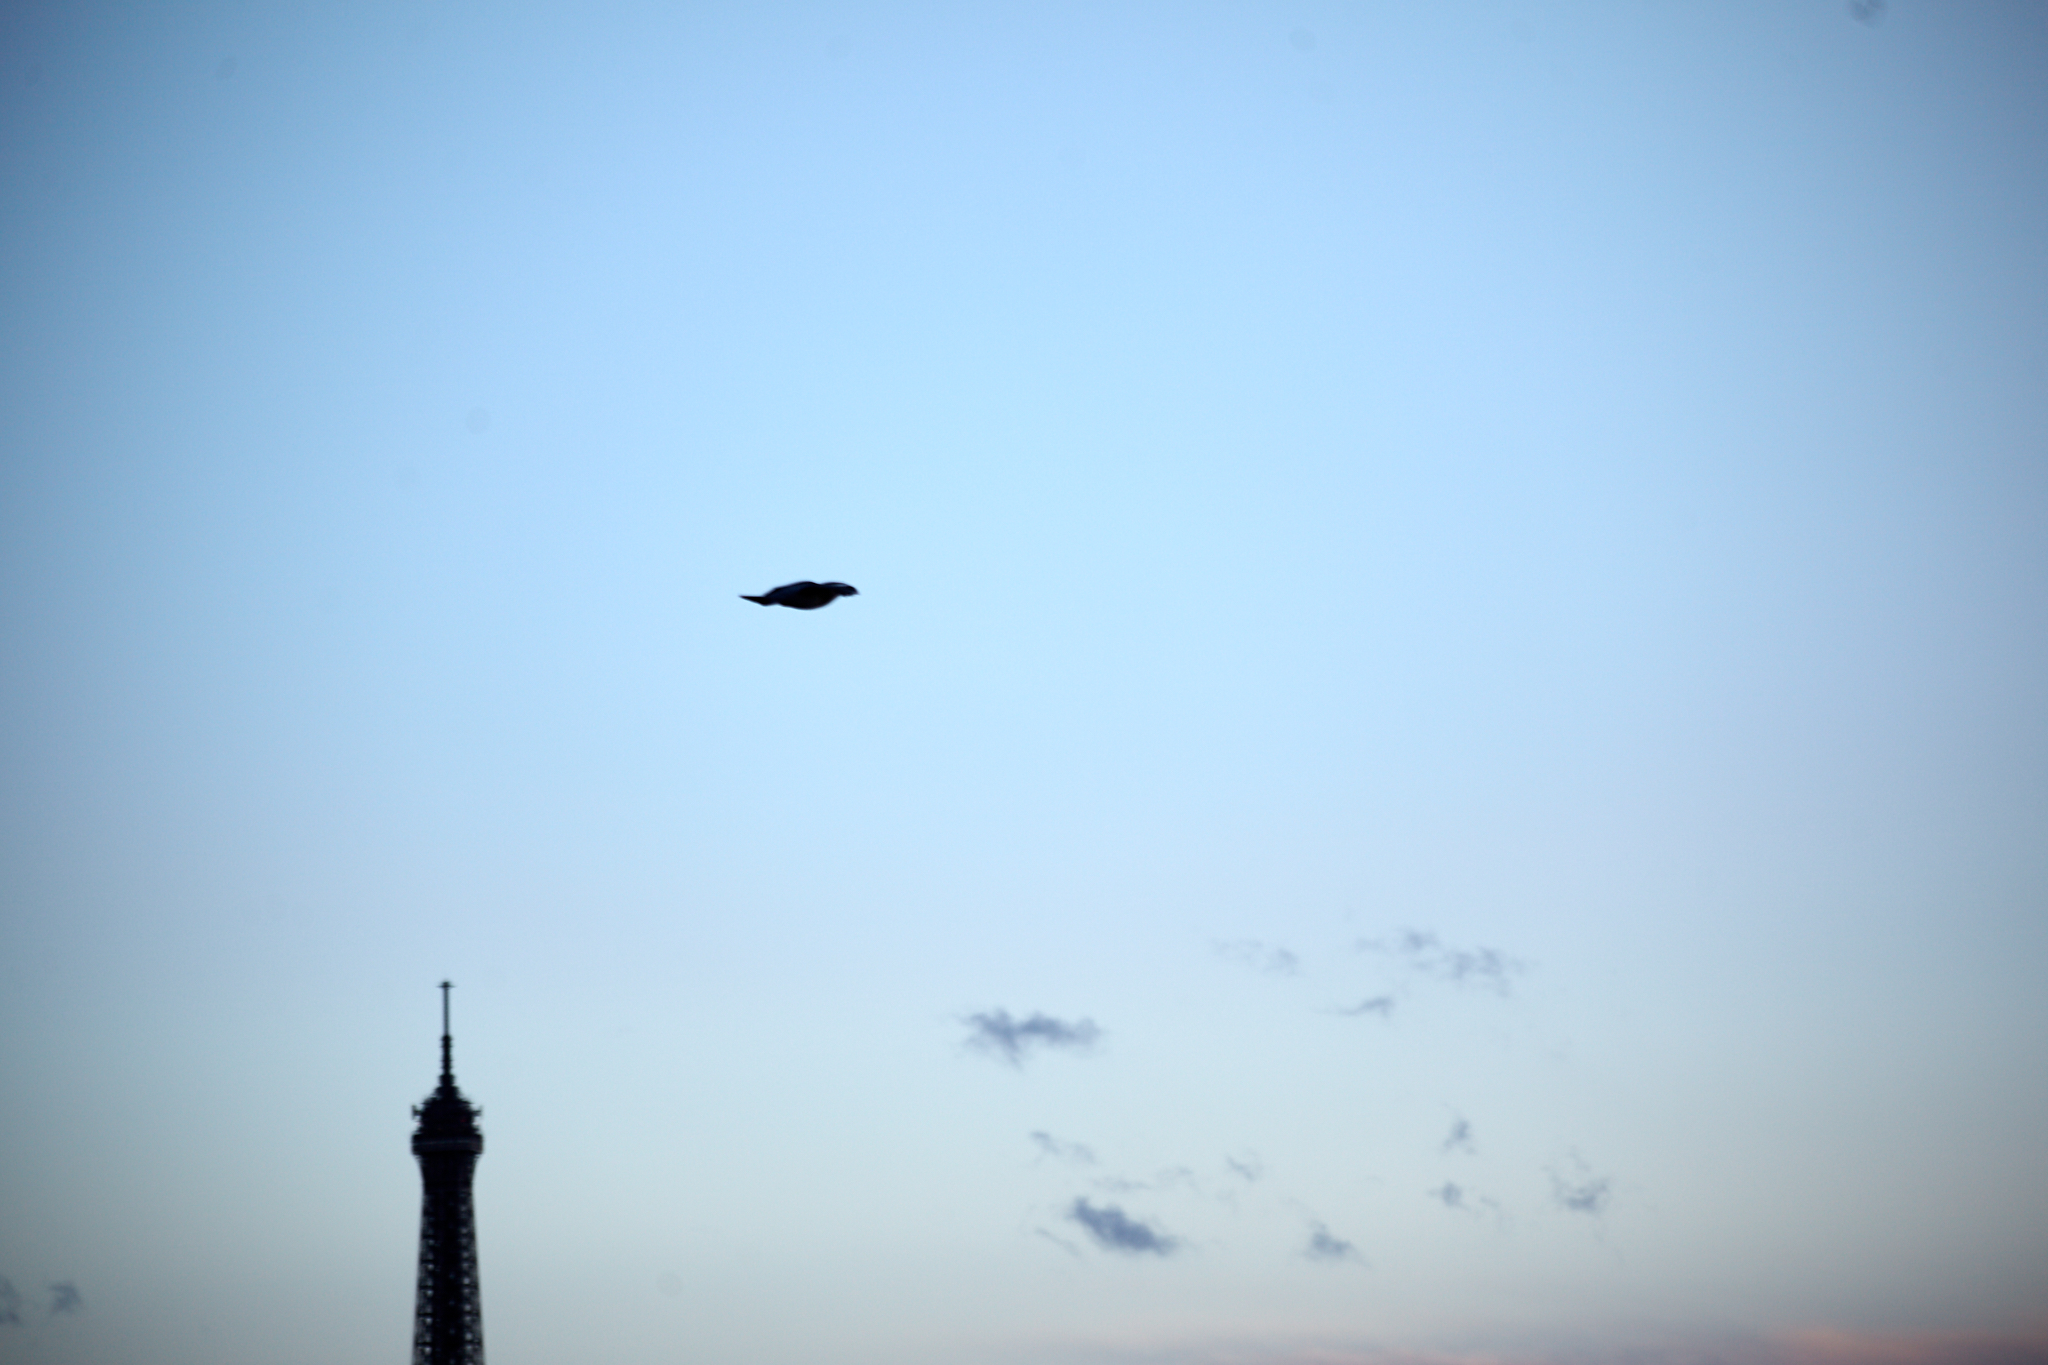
[3,3,2046,1364]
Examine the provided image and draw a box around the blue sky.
[3,4,2046,1364]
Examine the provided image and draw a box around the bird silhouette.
[740,581,859,610]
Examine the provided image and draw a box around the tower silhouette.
[411,982,485,1365]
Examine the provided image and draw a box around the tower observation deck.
[410,981,485,1365]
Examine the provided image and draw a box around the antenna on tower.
[440,980,454,1085]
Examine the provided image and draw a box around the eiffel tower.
[410,982,485,1365]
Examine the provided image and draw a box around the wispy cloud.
[0,1280,81,1325]
[1428,1183,1503,1221]
[965,1010,1100,1066]
[1031,1131,1098,1166]
[1215,939,1300,976]
[1359,930,1525,995]
[1549,1155,1612,1216]
[1093,1168,1199,1196]
[1224,1150,1265,1182]
[1069,1199,1181,1256]
[1333,995,1396,1019]
[1553,1176,1610,1214]
[1303,1221,1364,1264]
[1035,1227,1084,1258]
[1441,1116,1474,1154]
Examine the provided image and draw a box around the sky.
[2,2,2046,1363]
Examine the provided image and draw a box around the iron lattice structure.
[411,982,485,1365]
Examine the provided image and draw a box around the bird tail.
[740,595,771,605]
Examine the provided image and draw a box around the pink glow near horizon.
[1037,1326,2048,1365]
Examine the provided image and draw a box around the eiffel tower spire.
[410,982,485,1365]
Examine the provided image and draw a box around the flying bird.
[740,580,859,610]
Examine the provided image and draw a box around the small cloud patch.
[1430,1182,1505,1222]
[1303,1221,1362,1264]
[1549,1154,1613,1216]
[1552,1173,1611,1215]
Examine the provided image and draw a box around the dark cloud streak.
[1068,1199,1180,1256]
[964,1010,1100,1066]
